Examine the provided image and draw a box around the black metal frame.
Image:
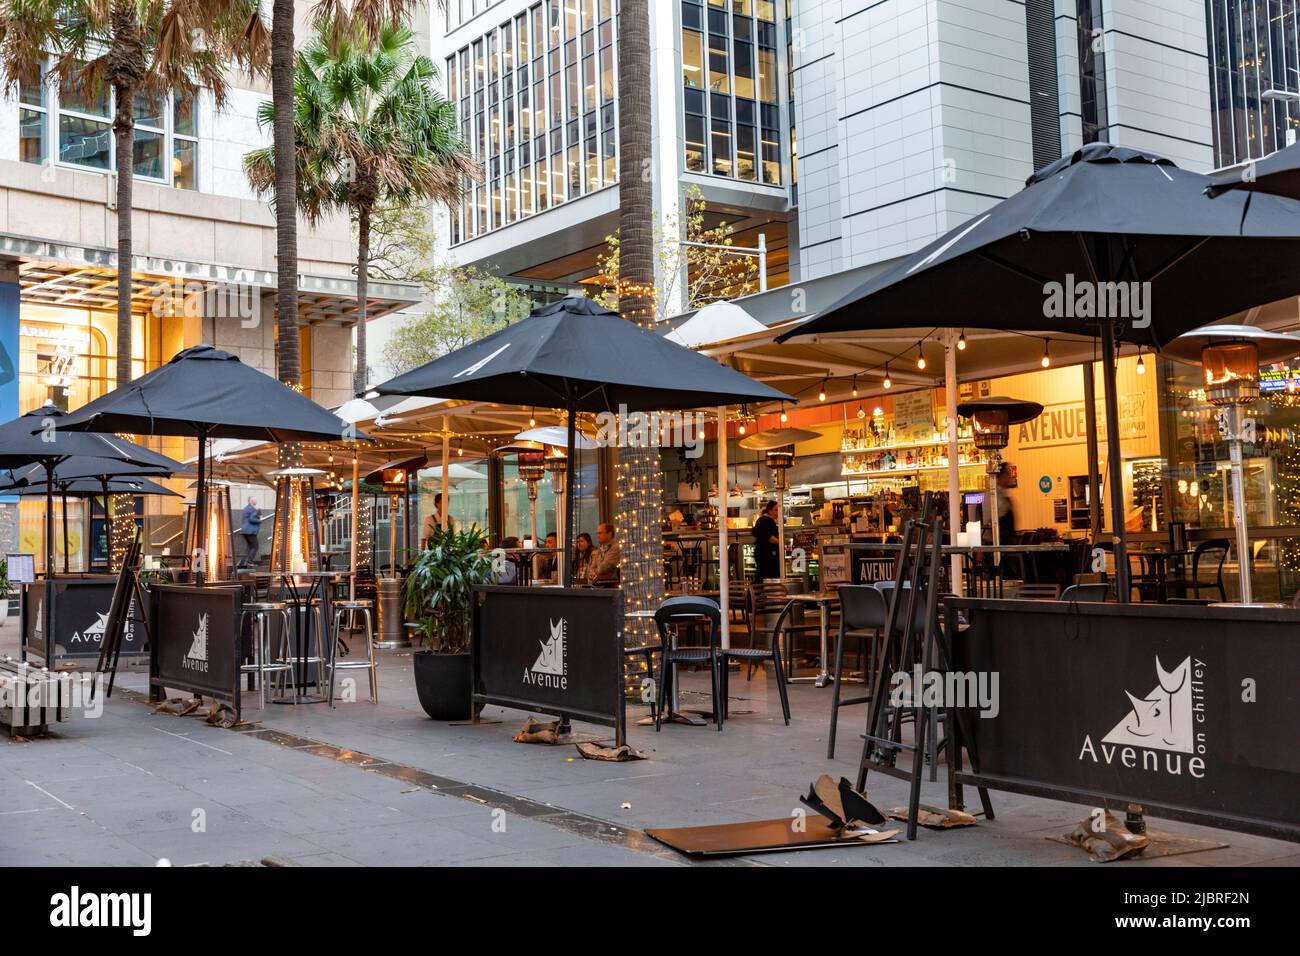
[471,585,626,747]
[944,597,1300,844]
[148,583,243,720]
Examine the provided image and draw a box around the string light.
[818,380,827,402]
[851,375,858,397]
[957,330,967,351]
[883,364,892,389]
[1136,349,1146,376]
[780,405,788,423]
[916,341,926,370]
[528,408,536,428]
[1041,338,1051,368]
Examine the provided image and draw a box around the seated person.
[534,531,559,580]
[494,536,520,584]
[589,522,621,585]
[573,532,595,583]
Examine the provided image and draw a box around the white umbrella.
[665,299,768,347]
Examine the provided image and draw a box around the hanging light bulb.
[738,420,746,435]
[916,341,926,370]
[1041,339,1051,368]
[818,379,827,402]
[957,330,967,351]
[883,364,892,390]
[780,404,788,423]
[528,408,537,428]
[1136,349,1146,376]
[851,375,858,398]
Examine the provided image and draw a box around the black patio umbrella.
[48,344,368,582]
[0,405,182,578]
[2,453,185,570]
[373,296,792,585]
[1206,141,1300,200]
[2,475,177,571]
[776,143,1300,600]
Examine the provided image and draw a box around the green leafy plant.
[0,558,8,597]
[402,525,494,653]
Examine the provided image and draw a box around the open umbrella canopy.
[49,344,368,443]
[2,475,177,498]
[1206,142,1300,200]
[1,452,184,490]
[0,405,180,471]
[777,144,1300,349]
[374,296,792,411]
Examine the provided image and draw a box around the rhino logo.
[70,611,109,644]
[531,618,566,677]
[1102,656,1193,753]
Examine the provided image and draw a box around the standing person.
[752,499,781,581]
[573,532,595,583]
[996,464,1017,543]
[590,522,621,585]
[238,497,263,567]
[422,493,452,547]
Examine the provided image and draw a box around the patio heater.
[957,397,1044,549]
[378,466,408,572]
[765,446,794,579]
[182,481,233,580]
[545,446,567,579]
[1162,325,1300,604]
[269,467,325,575]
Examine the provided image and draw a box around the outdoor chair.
[718,598,792,726]
[653,596,723,732]
[748,581,821,676]
[1180,539,1230,603]
[1060,582,1111,602]
[827,584,888,758]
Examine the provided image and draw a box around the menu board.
[894,390,935,443]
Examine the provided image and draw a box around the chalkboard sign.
[150,584,243,714]
[472,585,625,744]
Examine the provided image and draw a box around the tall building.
[0,2,421,567]
[431,0,1282,295]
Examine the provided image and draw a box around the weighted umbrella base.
[273,694,328,705]
[373,639,412,649]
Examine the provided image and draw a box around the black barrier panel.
[21,578,145,664]
[150,584,242,714]
[948,598,1300,842]
[472,585,625,744]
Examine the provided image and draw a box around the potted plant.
[403,525,494,720]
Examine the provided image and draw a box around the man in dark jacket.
[238,497,263,567]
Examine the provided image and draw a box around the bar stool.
[239,601,293,708]
[325,599,378,706]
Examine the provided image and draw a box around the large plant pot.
[412,650,472,721]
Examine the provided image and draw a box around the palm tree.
[245,21,476,396]
[0,1,267,388]
[268,0,418,389]
[614,0,663,642]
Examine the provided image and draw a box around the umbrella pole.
[1100,321,1131,602]
[195,426,208,585]
[1227,406,1254,603]
[945,332,963,594]
[441,417,450,531]
[102,478,113,572]
[563,401,576,588]
[349,452,359,602]
[61,487,69,573]
[44,461,55,579]
[717,407,730,648]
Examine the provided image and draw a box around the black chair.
[1060,582,1110,602]
[1182,539,1229,603]
[748,581,820,674]
[653,596,723,732]
[719,601,791,726]
[827,584,888,758]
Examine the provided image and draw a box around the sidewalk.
[4,635,1296,867]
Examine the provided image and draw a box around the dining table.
[783,590,841,687]
[250,569,347,705]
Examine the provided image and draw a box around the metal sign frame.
[148,583,243,718]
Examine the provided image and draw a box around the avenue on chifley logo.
[183,613,210,673]
[523,617,567,690]
[69,611,109,646]
[1079,656,1207,778]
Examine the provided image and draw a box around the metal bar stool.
[239,601,294,708]
[325,599,378,706]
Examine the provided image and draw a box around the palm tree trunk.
[272,0,300,387]
[614,0,662,668]
[113,91,134,388]
[354,205,370,396]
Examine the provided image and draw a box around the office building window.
[682,0,782,185]
[19,59,198,188]
[1207,0,1300,168]
[450,1,618,245]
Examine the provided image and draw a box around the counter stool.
[239,601,293,708]
[326,599,378,706]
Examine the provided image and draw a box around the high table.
[500,547,563,587]
[626,608,709,726]
[783,591,840,687]
[251,570,345,705]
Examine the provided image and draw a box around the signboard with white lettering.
[150,584,242,714]
[21,578,145,665]
[947,598,1300,842]
[472,585,625,744]
[893,391,935,443]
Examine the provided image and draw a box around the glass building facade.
[447,0,619,245]
[1207,0,1300,167]
[681,0,782,183]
